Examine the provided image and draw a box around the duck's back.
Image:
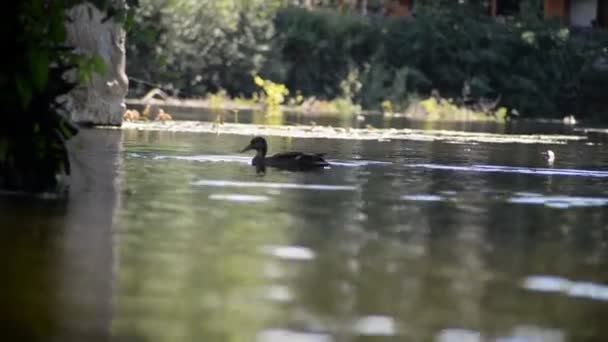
[266,151,329,171]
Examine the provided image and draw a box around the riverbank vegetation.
[126,0,608,121]
[1,1,131,193]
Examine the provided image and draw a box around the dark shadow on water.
[0,129,122,342]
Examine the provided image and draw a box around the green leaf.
[91,55,107,74]
[15,75,32,110]
[57,117,79,140]
[30,51,49,92]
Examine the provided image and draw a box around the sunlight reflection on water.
[508,196,608,208]
[154,154,252,163]
[208,193,271,203]
[401,194,445,201]
[193,180,357,191]
[257,329,332,342]
[400,192,608,208]
[523,275,608,301]
[352,315,396,336]
[410,164,608,177]
[261,245,316,261]
[436,326,565,342]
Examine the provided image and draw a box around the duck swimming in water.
[240,136,329,173]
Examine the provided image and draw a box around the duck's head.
[241,136,268,156]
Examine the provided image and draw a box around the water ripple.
[523,275,608,302]
[208,193,271,203]
[261,245,316,261]
[352,315,396,336]
[153,154,252,163]
[257,329,332,342]
[401,194,445,202]
[264,284,293,302]
[410,164,608,178]
[193,180,357,191]
[328,159,393,167]
[508,195,608,208]
[132,153,393,169]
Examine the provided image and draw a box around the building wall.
[384,0,412,17]
[598,0,608,26]
[570,0,599,26]
[544,0,568,21]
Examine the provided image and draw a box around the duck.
[155,108,173,121]
[123,109,140,121]
[240,136,329,173]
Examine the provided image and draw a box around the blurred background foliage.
[127,0,608,119]
[127,0,283,97]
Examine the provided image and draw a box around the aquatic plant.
[253,75,289,116]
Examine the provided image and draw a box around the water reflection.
[0,129,122,342]
[4,127,608,341]
[409,163,608,178]
[257,329,332,342]
[523,275,608,301]
[111,131,608,341]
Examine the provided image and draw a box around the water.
[2,126,608,342]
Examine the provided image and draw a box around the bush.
[127,0,283,97]
[127,1,608,119]
[1,0,128,193]
[268,3,608,118]
[262,7,380,100]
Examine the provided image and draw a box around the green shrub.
[127,1,608,120]
[263,7,380,100]
[268,2,608,118]
[127,0,283,97]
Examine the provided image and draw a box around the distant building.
[384,0,413,17]
[299,0,607,28]
[491,0,607,28]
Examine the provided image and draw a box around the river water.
[1,120,608,342]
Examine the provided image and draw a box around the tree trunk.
[64,1,129,126]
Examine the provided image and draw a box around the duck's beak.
[240,144,253,153]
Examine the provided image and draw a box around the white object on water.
[543,150,555,164]
[563,114,577,125]
[261,245,316,261]
[352,315,396,336]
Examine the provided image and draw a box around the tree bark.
[65,1,129,126]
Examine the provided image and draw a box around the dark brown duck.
[240,136,329,173]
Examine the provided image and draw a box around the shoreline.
[124,96,505,122]
[107,120,588,145]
